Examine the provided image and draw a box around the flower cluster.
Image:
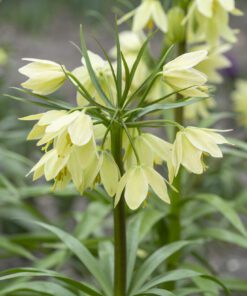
[17,0,238,210]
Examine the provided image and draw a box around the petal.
[125,167,148,210]
[164,50,208,72]
[172,132,183,175]
[218,0,235,11]
[46,111,80,133]
[68,113,93,146]
[38,110,67,126]
[181,136,204,174]
[19,113,43,121]
[115,170,130,207]
[133,1,152,32]
[152,1,168,32]
[144,167,170,203]
[27,123,46,140]
[184,127,223,157]
[44,153,69,181]
[28,149,57,175]
[100,152,120,197]
[67,150,84,190]
[196,0,213,17]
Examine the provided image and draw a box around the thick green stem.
[111,123,127,296]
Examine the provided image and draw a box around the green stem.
[111,123,127,296]
[165,40,186,290]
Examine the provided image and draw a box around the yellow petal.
[100,152,120,197]
[172,132,183,175]
[19,113,44,121]
[185,127,223,158]
[196,0,213,17]
[164,50,208,72]
[67,150,84,190]
[115,170,130,207]
[46,111,80,133]
[27,123,46,140]
[218,0,235,12]
[132,1,152,32]
[68,113,93,146]
[144,167,170,203]
[152,1,168,32]
[38,110,67,126]
[181,136,204,174]
[125,167,148,210]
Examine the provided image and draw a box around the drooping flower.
[163,50,208,98]
[184,98,216,121]
[118,0,167,33]
[20,109,99,193]
[110,31,149,90]
[19,59,66,95]
[99,151,120,197]
[232,80,247,127]
[195,44,232,84]
[188,0,243,45]
[115,165,170,210]
[171,126,229,181]
[73,51,116,106]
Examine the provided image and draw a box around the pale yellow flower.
[195,44,232,83]
[100,151,120,197]
[118,0,167,33]
[73,51,116,106]
[124,133,172,169]
[163,50,208,97]
[166,7,185,45]
[20,109,100,193]
[232,80,247,127]
[115,165,170,210]
[171,127,229,180]
[19,59,66,95]
[188,0,242,45]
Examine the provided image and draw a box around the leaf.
[98,241,114,288]
[0,280,76,296]
[136,288,175,296]
[0,236,35,260]
[79,25,112,107]
[223,278,247,292]
[199,228,247,248]
[196,194,247,236]
[134,97,205,119]
[140,269,203,292]
[127,213,142,290]
[129,241,198,295]
[34,221,112,295]
[0,268,102,296]
[74,202,111,240]
[139,209,165,241]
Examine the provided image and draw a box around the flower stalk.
[111,122,127,296]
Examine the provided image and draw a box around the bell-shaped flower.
[72,51,116,106]
[132,0,168,33]
[195,44,232,83]
[188,0,242,45]
[115,165,170,210]
[124,133,172,169]
[163,50,208,97]
[171,127,229,180]
[19,59,66,95]
[99,151,120,197]
[232,80,247,127]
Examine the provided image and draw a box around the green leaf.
[79,25,112,107]
[129,241,197,295]
[133,97,205,119]
[199,227,247,248]
[136,288,175,296]
[0,268,101,296]
[34,221,112,295]
[140,269,203,292]
[127,213,142,290]
[223,278,247,292]
[0,236,35,260]
[0,280,75,296]
[98,241,114,288]
[196,194,247,236]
